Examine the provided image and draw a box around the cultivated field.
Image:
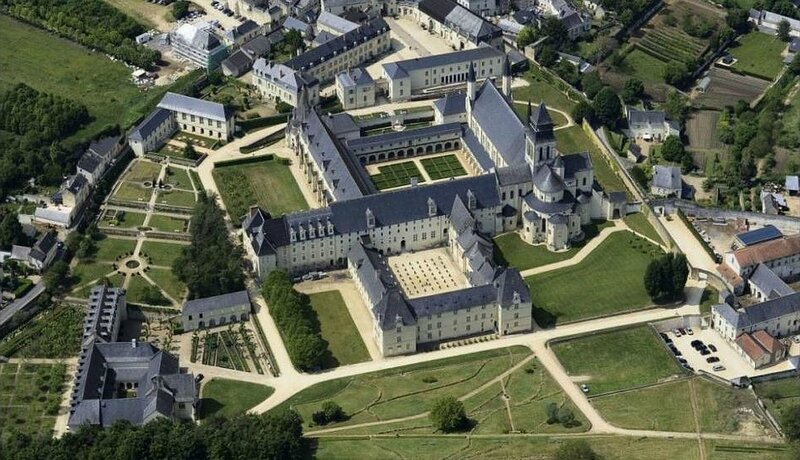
[0,363,67,440]
[695,68,770,110]
[686,110,724,152]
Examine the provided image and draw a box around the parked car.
[708,344,717,352]
[686,328,694,335]
[690,340,702,347]
[301,273,314,281]
[673,329,682,337]
[712,364,726,372]
[706,356,720,364]
[700,349,711,356]
[678,328,686,335]
[580,384,589,393]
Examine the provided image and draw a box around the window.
[396,337,402,343]
[396,326,401,333]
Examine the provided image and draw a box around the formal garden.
[419,154,468,181]
[370,161,426,190]
[0,363,67,440]
[193,323,270,375]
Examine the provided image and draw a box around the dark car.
[708,344,717,352]
[706,356,720,363]
[678,328,686,335]
[690,340,702,347]
[700,349,711,356]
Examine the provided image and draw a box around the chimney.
[131,338,138,348]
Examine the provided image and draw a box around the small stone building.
[181,290,251,331]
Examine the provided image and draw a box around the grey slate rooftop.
[184,290,250,315]
[748,264,794,300]
[418,0,501,44]
[129,108,172,142]
[286,18,389,72]
[471,80,528,167]
[158,92,230,122]
[713,291,800,330]
[381,45,503,77]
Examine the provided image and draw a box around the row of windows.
[180,112,223,128]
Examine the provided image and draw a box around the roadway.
[0,283,46,329]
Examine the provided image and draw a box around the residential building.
[284,18,391,83]
[283,16,313,37]
[414,0,503,49]
[761,191,788,215]
[157,92,235,141]
[10,231,59,272]
[171,23,229,70]
[455,0,498,17]
[77,135,125,185]
[221,35,272,77]
[252,59,321,107]
[222,20,264,48]
[381,45,505,101]
[538,0,590,39]
[734,330,787,369]
[181,290,251,331]
[626,108,680,141]
[717,232,800,295]
[733,225,783,249]
[650,165,682,198]
[712,292,800,342]
[316,11,360,35]
[335,67,376,109]
[34,174,90,228]
[747,263,794,302]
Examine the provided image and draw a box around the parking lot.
[662,327,796,380]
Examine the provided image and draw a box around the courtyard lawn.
[308,291,371,368]
[164,167,195,190]
[370,161,426,190]
[147,214,189,233]
[0,16,172,146]
[419,155,468,181]
[125,161,163,183]
[200,378,274,419]
[623,212,664,245]
[156,190,197,208]
[512,103,570,127]
[100,210,147,229]
[140,240,186,267]
[526,232,662,327]
[213,158,309,220]
[93,237,137,262]
[113,182,152,202]
[494,220,615,271]
[552,325,685,394]
[0,363,67,441]
[126,275,168,305]
[555,126,628,194]
[148,268,187,301]
[273,347,531,430]
[71,262,117,289]
[731,32,786,81]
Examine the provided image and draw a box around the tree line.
[261,271,328,371]
[173,193,245,299]
[0,410,305,460]
[0,0,160,68]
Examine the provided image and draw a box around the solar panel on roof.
[736,225,783,246]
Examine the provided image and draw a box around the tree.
[778,19,791,42]
[312,400,345,425]
[540,17,569,49]
[592,87,622,128]
[172,0,190,20]
[517,25,538,48]
[580,72,604,99]
[552,440,598,460]
[283,29,304,56]
[183,142,198,160]
[644,253,689,302]
[429,396,468,432]
[554,60,579,86]
[0,213,29,250]
[663,90,689,125]
[663,61,690,87]
[726,8,751,34]
[621,78,644,103]
[536,45,558,67]
[43,261,70,293]
[661,135,685,162]
[572,100,594,123]
[781,404,800,441]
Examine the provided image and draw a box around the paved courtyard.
[387,247,468,298]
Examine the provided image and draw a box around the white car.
[580,384,589,393]
[712,364,726,372]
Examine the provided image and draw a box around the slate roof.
[30,231,57,262]
[381,45,503,78]
[418,0,501,44]
[253,59,320,93]
[345,123,461,153]
[461,127,496,172]
[748,264,794,300]
[317,11,360,34]
[224,19,260,43]
[88,135,121,159]
[77,154,101,175]
[222,49,256,76]
[561,152,592,180]
[524,190,575,215]
[736,225,783,247]
[313,30,337,47]
[628,108,667,126]
[158,92,230,122]
[283,16,312,34]
[433,91,467,117]
[496,164,532,186]
[285,18,389,72]
[348,243,415,329]
[471,79,528,167]
[533,165,564,193]
[129,108,172,142]
[652,165,682,191]
[336,67,374,88]
[84,285,126,343]
[714,291,800,330]
[184,290,250,315]
[241,35,272,57]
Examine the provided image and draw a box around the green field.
[754,377,800,431]
[619,48,670,85]
[199,378,274,419]
[527,232,662,327]
[0,363,66,440]
[511,66,578,113]
[140,240,186,267]
[731,32,786,81]
[308,291,371,368]
[148,268,187,301]
[126,275,166,305]
[493,220,615,271]
[213,158,309,220]
[94,236,137,262]
[156,190,197,208]
[370,161,426,190]
[147,214,189,233]
[125,161,163,183]
[552,325,684,394]
[100,210,147,229]
[555,126,627,194]
[623,212,664,245]
[419,155,468,181]
[71,261,117,289]
[273,347,531,430]
[0,15,174,146]
[113,182,152,202]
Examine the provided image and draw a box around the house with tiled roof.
[10,231,60,272]
[734,330,787,369]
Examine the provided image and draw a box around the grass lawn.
[156,190,197,208]
[71,262,117,289]
[0,16,172,146]
[94,237,137,262]
[592,380,695,431]
[126,161,163,182]
[511,66,578,113]
[623,212,663,245]
[419,155,467,181]
[552,325,685,394]
[699,286,720,315]
[148,268,187,301]
[113,182,152,202]
[731,32,786,81]
[273,347,531,430]
[100,210,147,229]
[512,102,569,127]
[555,126,627,194]
[308,291,371,368]
[147,214,189,233]
[140,240,186,267]
[618,48,669,85]
[754,377,800,430]
[73,272,125,298]
[200,378,274,419]
[526,232,662,327]
[494,220,615,271]
[370,161,426,190]
[0,363,66,440]
[164,167,194,190]
[213,158,309,220]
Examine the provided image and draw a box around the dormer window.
[327,219,334,235]
[366,208,375,228]
[428,197,436,217]
[317,220,325,237]
[289,227,297,242]
[299,225,306,240]
[309,224,316,238]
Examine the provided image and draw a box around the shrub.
[429,396,468,432]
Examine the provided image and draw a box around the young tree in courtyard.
[430,396,468,432]
[644,253,689,302]
[778,19,791,42]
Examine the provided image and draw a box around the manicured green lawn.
[618,48,669,85]
[0,15,171,146]
[370,161,426,190]
[309,291,371,368]
[126,161,163,182]
[592,380,695,431]
[94,237,137,262]
[623,212,663,245]
[126,275,161,305]
[147,214,189,233]
[0,363,66,441]
[100,210,147,229]
[419,155,467,181]
[113,182,152,202]
[148,268,187,301]
[512,102,569,127]
[273,347,531,430]
[526,232,662,327]
[494,220,614,271]
[511,66,578,113]
[140,240,186,267]
[731,32,786,81]
[213,158,309,220]
[71,262,117,289]
[156,190,197,208]
[555,126,628,194]
[164,167,194,190]
[552,325,685,394]
[199,378,274,419]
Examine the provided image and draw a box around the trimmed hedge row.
[238,113,290,131]
[239,130,284,154]
[215,154,275,168]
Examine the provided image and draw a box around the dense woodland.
[262,271,328,371]
[0,410,305,460]
[173,193,246,299]
[0,84,90,198]
[0,0,159,68]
